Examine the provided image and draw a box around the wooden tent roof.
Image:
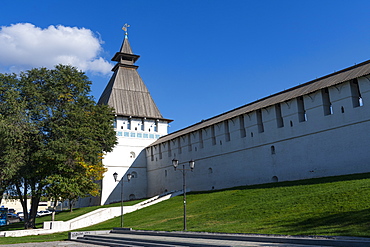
[98,35,171,121]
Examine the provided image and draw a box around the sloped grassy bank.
[2,173,370,245]
[119,172,370,237]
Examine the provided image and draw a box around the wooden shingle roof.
[98,35,171,121]
[151,59,370,146]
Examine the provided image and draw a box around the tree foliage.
[0,65,117,228]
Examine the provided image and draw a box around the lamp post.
[113,172,132,228]
[172,158,195,231]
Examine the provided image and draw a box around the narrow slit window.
[158,144,162,159]
[350,79,363,107]
[322,88,333,115]
[239,115,246,138]
[199,130,204,149]
[256,109,264,133]
[211,125,216,145]
[168,141,172,157]
[271,145,276,155]
[177,138,182,154]
[150,146,154,161]
[275,104,284,128]
[297,96,307,122]
[224,120,230,142]
[188,134,192,152]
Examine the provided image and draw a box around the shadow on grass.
[279,208,370,237]
[192,172,370,195]
[0,221,44,231]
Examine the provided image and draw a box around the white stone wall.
[100,116,169,205]
[146,77,370,197]
[79,116,169,207]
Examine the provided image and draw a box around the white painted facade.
[100,116,169,204]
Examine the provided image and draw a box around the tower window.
[113,117,117,129]
[141,119,145,131]
[127,119,131,130]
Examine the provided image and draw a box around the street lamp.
[172,158,195,231]
[113,172,132,228]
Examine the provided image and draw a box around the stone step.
[75,234,224,247]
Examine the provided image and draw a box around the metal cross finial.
[122,23,130,37]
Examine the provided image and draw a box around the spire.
[98,26,171,121]
[120,24,133,54]
[112,24,139,67]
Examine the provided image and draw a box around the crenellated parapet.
[146,61,370,197]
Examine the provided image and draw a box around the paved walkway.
[3,241,103,247]
[2,240,319,247]
[4,231,370,247]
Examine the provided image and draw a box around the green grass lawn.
[1,173,370,245]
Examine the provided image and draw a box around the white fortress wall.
[146,77,370,197]
[99,116,169,205]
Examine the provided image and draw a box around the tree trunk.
[25,195,40,229]
[51,199,57,221]
[15,182,29,229]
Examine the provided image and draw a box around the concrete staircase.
[0,190,183,237]
[72,228,226,247]
[71,228,370,247]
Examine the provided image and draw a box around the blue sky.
[1,1,370,132]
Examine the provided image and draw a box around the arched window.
[129,194,136,200]
[131,171,138,178]
[208,167,213,174]
[271,145,276,155]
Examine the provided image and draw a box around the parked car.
[37,210,52,217]
[16,212,24,221]
[7,213,21,224]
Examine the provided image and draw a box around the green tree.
[0,73,29,203]
[0,65,117,229]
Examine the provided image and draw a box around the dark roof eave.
[111,63,139,71]
[113,113,173,123]
[112,52,140,62]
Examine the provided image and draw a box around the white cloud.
[0,23,113,75]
